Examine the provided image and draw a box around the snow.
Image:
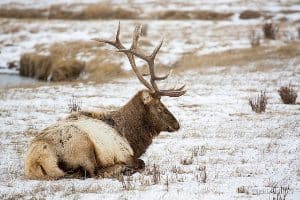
[0,0,300,199]
[0,60,299,199]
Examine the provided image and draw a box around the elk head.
[93,23,185,133]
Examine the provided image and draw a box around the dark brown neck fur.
[103,91,160,158]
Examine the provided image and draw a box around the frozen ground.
[0,58,299,199]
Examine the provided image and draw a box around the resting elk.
[25,23,186,180]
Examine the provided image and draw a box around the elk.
[25,23,186,180]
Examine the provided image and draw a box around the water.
[0,73,36,87]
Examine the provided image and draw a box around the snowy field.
[0,59,300,199]
[1,0,300,199]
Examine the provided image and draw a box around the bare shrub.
[180,157,193,165]
[263,22,279,39]
[196,165,207,183]
[249,90,268,113]
[278,84,297,104]
[240,10,261,19]
[270,185,290,200]
[68,96,82,113]
[192,145,206,157]
[120,175,134,190]
[236,186,249,194]
[249,30,260,47]
[144,164,161,184]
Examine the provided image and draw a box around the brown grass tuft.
[239,10,261,19]
[0,8,46,19]
[20,53,52,80]
[49,4,138,20]
[174,42,300,71]
[19,53,84,81]
[68,96,82,113]
[249,90,268,113]
[278,84,297,104]
[20,40,126,82]
[154,10,233,20]
[263,22,279,40]
[249,30,261,47]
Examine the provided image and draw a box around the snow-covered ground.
[0,59,299,199]
[0,0,300,73]
[0,0,300,199]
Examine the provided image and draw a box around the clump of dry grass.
[249,90,268,113]
[20,40,125,82]
[120,175,134,190]
[174,42,300,71]
[236,186,249,194]
[19,53,84,81]
[49,4,138,20]
[180,157,193,165]
[278,84,297,104]
[154,10,233,20]
[263,22,279,39]
[68,96,82,113]
[20,53,52,80]
[239,10,261,19]
[249,30,261,47]
[144,164,161,185]
[0,8,46,19]
[195,165,207,183]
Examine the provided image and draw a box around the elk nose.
[174,122,180,130]
[167,121,180,132]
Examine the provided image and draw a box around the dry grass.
[278,84,297,104]
[154,10,233,20]
[0,8,46,19]
[263,22,279,40]
[249,30,261,47]
[239,10,261,19]
[0,5,232,20]
[173,42,300,71]
[20,53,84,81]
[249,90,268,113]
[20,40,125,82]
[49,4,138,20]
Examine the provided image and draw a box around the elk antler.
[92,22,186,97]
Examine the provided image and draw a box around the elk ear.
[141,90,153,104]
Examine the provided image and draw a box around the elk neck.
[104,91,161,158]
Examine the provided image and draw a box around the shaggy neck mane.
[103,92,160,158]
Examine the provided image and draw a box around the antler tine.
[161,84,186,92]
[131,24,141,50]
[92,22,124,49]
[117,28,185,97]
[94,23,186,97]
[160,90,186,97]
[93,23,154,91]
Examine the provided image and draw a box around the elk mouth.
[167,123,180,132]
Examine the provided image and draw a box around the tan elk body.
[25,23,185,180]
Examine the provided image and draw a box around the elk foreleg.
[98,159,145,178]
